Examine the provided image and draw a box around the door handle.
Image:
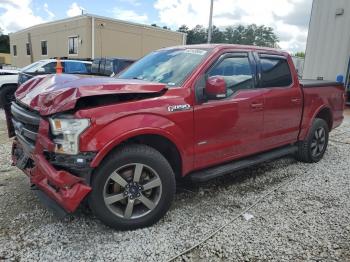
[291,98,301,104]
[250,102,264,109]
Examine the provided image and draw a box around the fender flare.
[88,114,188,168]
[300,105,333,140]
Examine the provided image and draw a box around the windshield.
[21,61,48,73]
[118,49,209,87]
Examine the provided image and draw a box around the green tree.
[179,24,279,48]
[190,25,207,44]
[294,52,305,58]
[210,26,225,43]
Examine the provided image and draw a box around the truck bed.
[299,81,345,141]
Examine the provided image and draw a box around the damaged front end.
[6,74,168,214]
[8,102,92,213]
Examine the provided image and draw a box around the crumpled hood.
[15,74,167,116]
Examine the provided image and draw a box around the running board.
[190,145,298,182]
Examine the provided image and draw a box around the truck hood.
[15,74,167,116]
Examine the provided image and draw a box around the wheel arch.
[314,106,333,131]
[90,130,184,180]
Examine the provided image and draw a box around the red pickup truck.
[6,44,345,230]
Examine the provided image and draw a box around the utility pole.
[207,0,214,43]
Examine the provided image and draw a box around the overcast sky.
[0,0,313,53]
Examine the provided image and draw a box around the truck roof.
[161,44,289,56]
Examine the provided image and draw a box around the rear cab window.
[258,54,293,88]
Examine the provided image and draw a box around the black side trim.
[258,53,287,60]
[190,145,298,182]
[300,79,344,88]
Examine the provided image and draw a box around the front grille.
[11,102,41,153]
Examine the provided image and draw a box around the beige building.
[9,14,186,67]
[0,53,11,65]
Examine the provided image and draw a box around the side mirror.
[205,76,227,99]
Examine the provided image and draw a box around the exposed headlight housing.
[49,117,90,155]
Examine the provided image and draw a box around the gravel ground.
[0,109,349,261]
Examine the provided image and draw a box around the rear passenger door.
[257,53,303,148]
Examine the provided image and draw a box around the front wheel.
[296,118,329,163]
[88,144,176,230]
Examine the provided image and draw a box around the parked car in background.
[0,59,92,108]
[18,59,92,85]
[0,69,19,75]
[91,57,135,76]
[0,69,19,108]
[6,44,345,230]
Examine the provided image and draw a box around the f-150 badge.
[168,104,191,112]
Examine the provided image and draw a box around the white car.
[0,70,19,108]
[0,59,92,108]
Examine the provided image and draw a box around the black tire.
[296,118,329,163]
[0,85,17,108]
[88,144,176,230]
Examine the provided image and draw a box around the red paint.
[12,119,91,213]
[15,74,166,116]
[205,76,227,98]
[11,44,345,213]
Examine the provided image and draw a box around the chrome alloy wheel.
[311,127,326,157]
[103,163,162,219]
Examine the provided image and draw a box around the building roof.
[9,13,186,37]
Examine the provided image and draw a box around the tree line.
[152,23,279,48]
[0,28,10,53]
[178,24,279,48]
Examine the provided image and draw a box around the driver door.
[193,52,266,170]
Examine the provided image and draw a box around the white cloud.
[66,2,85,17]
[0,0,54,33]
[113,8,148,24]
[119,0,141,6]
[154,0,312,53]
[44,3,55,20]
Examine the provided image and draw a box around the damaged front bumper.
[9,103,92,213]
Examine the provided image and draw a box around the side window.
[42,62,57,74]
[26,43,31,56]
[65,62,88,74]
[41,41,48,56]
[13,45,17,56]
[68,36,78,55]
[260,57,292,88]
[207,56,254,97]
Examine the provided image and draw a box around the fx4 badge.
[168,104,191,112]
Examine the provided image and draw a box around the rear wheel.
[88,144,176,230]
[296,118,329,163]
[0,85,17,108]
